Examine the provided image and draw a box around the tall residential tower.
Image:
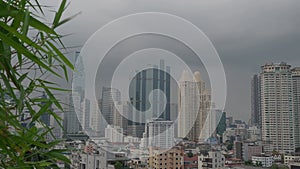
[260,62,295,153]
[292,67,300,149]
[178,70,210,141]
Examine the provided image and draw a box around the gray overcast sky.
[46,0,300,121]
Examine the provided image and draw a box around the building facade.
[105,125,124,143]
[260,62,295,153]
[252,154,273,167]
[148,146,184,169]
[129,60,171,138]
[142,118,174,149]
[198,151,225,169]
[101,87,121,126]
[292,67,300,149]
[64,92,82,135]
[251,74,261,128]
[178,70,210,141]
[234,141,263,161]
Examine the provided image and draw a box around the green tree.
[271,164,289,169]
[0,0,76,168]
[254,161,262,167]
[187,151,194,158]
[271,164,279,169]
[226,143,233,150]
[244,160,252,166]
[114,161,123,169]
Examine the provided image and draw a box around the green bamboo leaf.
[47,41,74,70]
[0,73,17,102]
[61,64,69,82]
[18,72,28,83]
[54,12,81,28]
[0,31,60,77]
[29,16,57,35]
[22,9,30,36]
[49,111,64,129]
[45,86,70,92]
[0,21,49,54]
[52,0,67,29]
[31,102,52,123]
[0,10,18,17]
[28,0,45,15]
[45,151,70,163]
[39,82,63,111]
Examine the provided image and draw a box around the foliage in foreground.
[0,0,75,168]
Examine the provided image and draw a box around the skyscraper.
[251,74,261,128]
[292,67,300,149]
[128,60,171,138]
[260,62,295,153]
[113,101,129,135]
[178,70,210,141]
[64,51,84,136]
[101,87,121,126]
[64,92,82,135]
[89,100,102,136]
[82,98,91,131]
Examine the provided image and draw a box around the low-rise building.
[198,151,225,169]
[184,155,198,169]
[251,154,273,167]
[128,158,148,169]
[223,128,248,143]
[247,126,261,141]
[148,146,184,169]
[225,158,243,167]
[284,153,300,165]
[290,163,300,169]
[79,152,107,169]
[234,141,262,161]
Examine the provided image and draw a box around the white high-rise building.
[292,67,300,149]
[101,87,121,126]
[142,118,174,149]
[113,101,129,134]
[260,62,295,153]
[178,71,210,141]
[89,100,102,136]
[105,125,124,143]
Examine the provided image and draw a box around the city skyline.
[3,1,300,168]
[47,0,300,122]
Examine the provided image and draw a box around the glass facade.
[128,60,171,138]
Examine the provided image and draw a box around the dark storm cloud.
[46,0,300,121]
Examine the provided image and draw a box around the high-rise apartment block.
[258,62,297,153]
[101,87,121,126]
[178,70,211,141]
[292,67,300,149]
